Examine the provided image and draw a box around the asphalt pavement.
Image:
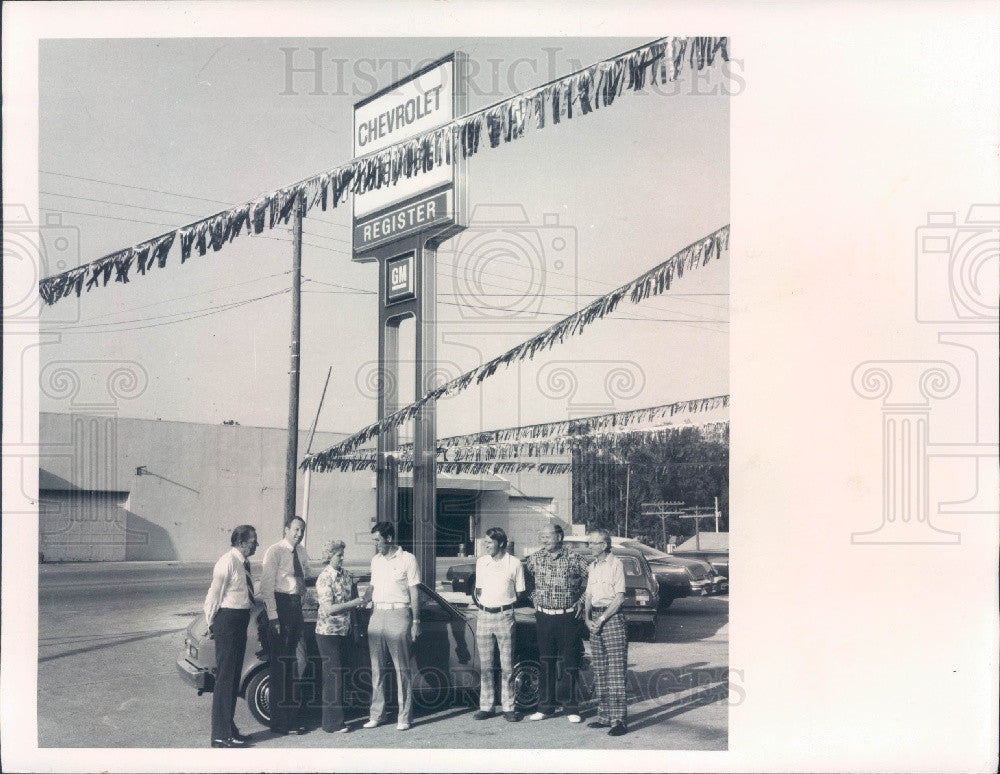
[37,562,729,750]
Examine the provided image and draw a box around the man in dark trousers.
[203,524,259,748]
[260,515,314,735]
[524,523,590,723]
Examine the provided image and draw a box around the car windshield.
[619,557,641,576]
[620,540,672,560]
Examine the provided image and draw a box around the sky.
[38,37,729,440]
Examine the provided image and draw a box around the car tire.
[659,596,674,609]
[640,620,657,642]
[511,659,541,711]
[243,668,272,727]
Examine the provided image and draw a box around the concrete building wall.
[38,490,128,561]
[39,412,575,564]
[39,413,372,563]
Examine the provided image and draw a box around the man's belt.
[590,606,608,614]
[274,591,302,598]
[374,602,411,610]
[536,605,576,615]
[476,602,515,614]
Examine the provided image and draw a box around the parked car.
[617,538,728,603]
[177,579,550,726]
[447,543,661,641]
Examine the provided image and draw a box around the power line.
[41,170,237,206]
[41,191,211,219]
[45,288,291,334]
[70,270,293,322]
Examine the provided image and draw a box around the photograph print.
[31,33,732,754]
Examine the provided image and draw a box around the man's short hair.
[231,524,256,546]
[543,523,564,539]
[485,527,508,548]
[589,528,612,549]
[284,515,305,530]
[371,521,395,541]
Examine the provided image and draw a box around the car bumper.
[622,607,657,625]
[688,580,712,596]
[176,657,214,693]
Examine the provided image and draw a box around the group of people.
[203,518,629,748]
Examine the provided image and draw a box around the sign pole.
[412,239,438,588]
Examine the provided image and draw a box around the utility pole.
[283,195,304,525]
[640,501,683,551]
[623,462,631,539]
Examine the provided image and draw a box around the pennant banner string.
[302,226,729,470]
[305,390,728,473]
[39,36,728,307]
[310,419,729,475]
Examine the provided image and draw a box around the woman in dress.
[314,539,365,733]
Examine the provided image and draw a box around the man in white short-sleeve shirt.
[472,527,526,721]
[362,521,420,731]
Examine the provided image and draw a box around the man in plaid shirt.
[524,523,590,723]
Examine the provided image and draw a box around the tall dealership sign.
[352,53,468,587]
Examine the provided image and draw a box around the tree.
[571,426,728,548]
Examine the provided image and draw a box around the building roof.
[674,531,729,554]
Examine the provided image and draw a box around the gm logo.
[387,253,415,303]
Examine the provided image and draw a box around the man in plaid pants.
[584,528,628,736]
[472,527,526,722]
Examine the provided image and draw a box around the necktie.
[292,548,304,593]
[244,560,255,604]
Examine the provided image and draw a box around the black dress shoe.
[230,729,251,742]
[608,722,627,737]
[211,737,248,748]
[588,720,610,729]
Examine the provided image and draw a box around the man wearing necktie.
[260,516,314,734]
[203,525,259,748]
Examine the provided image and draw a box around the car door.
[410,587,479,702]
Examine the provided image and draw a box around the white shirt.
[259,538,313,621]
[204,547,254,626]
[370,547,420,604]
[585,552,626,607]
[475,552,525,607]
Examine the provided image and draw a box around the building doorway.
[396,488,480,557]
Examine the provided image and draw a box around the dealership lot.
[38,563,729,750]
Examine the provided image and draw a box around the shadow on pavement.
[39,627,183,663]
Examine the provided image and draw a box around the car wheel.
[659,596,674,609]
[639,619,658,642]
[243,668,272,727]
[511,660,541,711]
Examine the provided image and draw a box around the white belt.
[536,605,575,615]
[374,602,411,610]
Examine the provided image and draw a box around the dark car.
[618,539,728,603]
[447,543,661,641]
[177,580,549,726]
